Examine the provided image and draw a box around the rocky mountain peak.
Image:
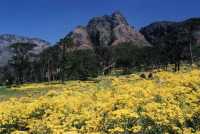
[111,11,129,27]
[67,11,150,48]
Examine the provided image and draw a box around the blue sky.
[0,0,199,43]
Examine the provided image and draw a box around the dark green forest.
[0,37,200,85]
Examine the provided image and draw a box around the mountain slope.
[140,18,200,46]
[67,11,150,49]
[0,34,50,67]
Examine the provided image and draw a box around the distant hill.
[140,18,200,47]
[0,34,50,67]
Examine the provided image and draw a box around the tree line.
[0,27,199,85]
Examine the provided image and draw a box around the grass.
[0,83,64,101]
[0,86,20,101]
[0,80,99,101]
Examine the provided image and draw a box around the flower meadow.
[0,69,200,134]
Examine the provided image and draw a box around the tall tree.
[9,43,36,84]
[94,46,114,75]
[165,27,192,71]
[64,49,100,80]
[59,37,74,83]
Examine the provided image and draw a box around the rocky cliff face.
[68,26,93,49]
[87,15,113,47]
[140,18,200,46]
[0,34,50,67]
[67,11,150,48]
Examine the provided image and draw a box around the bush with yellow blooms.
[0,69,200,133]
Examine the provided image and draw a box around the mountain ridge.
[0,34,50,67]
[140,17,200,46]
[66,11,150,49]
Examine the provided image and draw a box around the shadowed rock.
[140,18,200,46]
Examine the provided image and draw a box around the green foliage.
[186,112,200,132]
[112,42,139,68]
[2,32,200,84]
[64,49,101,80]
[112,42,159,72]
[94,46,113,75]
[8,43,37,84]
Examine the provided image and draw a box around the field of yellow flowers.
[0,69,200,134]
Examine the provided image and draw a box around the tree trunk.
[175,61,180,72]
[189,40,193,67]
[47,60,51,82]
[178,62,180,71]
[61,44,66,83]
[175,63,177,72]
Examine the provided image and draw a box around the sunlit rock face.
[67,11,150,48]
[68,26,93,49]
[111,11,149,47]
